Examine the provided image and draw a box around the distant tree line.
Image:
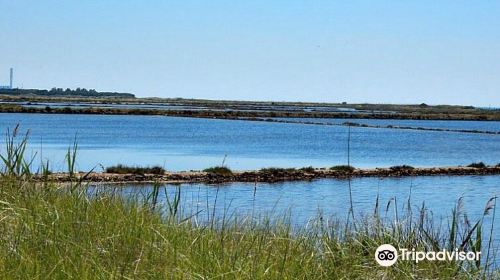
[0,87,135,98]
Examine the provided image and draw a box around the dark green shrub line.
[330,165,355,172]
[260,167,297,173]
[299,166,315,172]
[468,162,487,168]
[389,165,415,171]
[105,164,166,175]
[203,166,233,175]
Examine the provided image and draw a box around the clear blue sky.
[1,1,499,106]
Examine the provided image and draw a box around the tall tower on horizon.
[9,68,13,89]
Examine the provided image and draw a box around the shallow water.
[94,175,499,226]
[88,175,500,256]
[0,113,499,171]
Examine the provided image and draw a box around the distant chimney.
[9,68,13,89]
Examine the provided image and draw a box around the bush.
[105,164,165,175]
[203,166,233,175]
[260,167,296,173]
[330,165,355,172]
[389,165,415,171]
[467,162,486,168]
[299,166,315,172]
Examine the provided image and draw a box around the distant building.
[0,68,13,89]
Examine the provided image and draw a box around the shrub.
[330,165,355,172]
[203,166,233,175]
[260,167,296,173]
[467,162,486,168]
[105,164,165,175]
[299,166,315,172]
[389,165,415,171]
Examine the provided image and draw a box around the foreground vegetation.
[0,128,499,279]
[2,178,499,278]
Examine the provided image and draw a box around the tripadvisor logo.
[375,244,398,267]
[374,244,481,267]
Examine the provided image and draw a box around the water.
[92,175,499,227]
[1,112,499,260]
[0,113,499,171]
[88,175,500,253]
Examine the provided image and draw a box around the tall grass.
[0,128,498,279]
[0,124,34,177]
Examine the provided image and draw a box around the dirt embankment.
[38,166,500,184]
[1,102,500,121]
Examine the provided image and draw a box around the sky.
[1,1,499,106]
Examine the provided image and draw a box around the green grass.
[0,128,499,279]
[0,175,497,279]
[105,164,166,175]
[203,166,233,175]
[330,165,355,172]
[468,162,487,168]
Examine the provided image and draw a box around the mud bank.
[37,166,500,184]
[248,118,500,135]
[1,103,499,121]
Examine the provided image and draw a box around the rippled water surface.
[0,113,499,171]
[97,175,499,225]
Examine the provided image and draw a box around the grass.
[105,164,166,175]
[203,166,233,175]
[0,176,495,279]
[330,165,355,172]
[468,162,487,168]
[0,128,499,279]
